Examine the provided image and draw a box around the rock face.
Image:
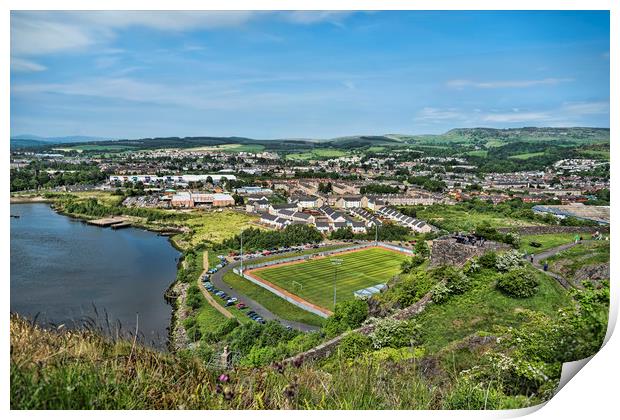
[573,263,610,285]
[169,281,191,352]
[429,238,510,267]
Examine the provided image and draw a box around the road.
[209,260,321,332]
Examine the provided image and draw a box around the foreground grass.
[12,315,472,409]
[415,267,572,352]
[222,272,324,327]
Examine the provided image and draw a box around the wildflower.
[219,373,229,383]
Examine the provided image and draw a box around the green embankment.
[416,267,572,352]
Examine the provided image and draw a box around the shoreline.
[11,199,188,353]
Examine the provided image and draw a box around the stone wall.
[283,291,434,366]
[497,225,608,235]
[429,239,510,267]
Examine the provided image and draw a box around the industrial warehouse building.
[170,192,235,208]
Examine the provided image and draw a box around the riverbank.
[10,195,53,203]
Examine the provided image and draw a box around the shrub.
[496,269,540,298]
[430,282,451,304]
[478,251,497,268]
[186,293,202,310]
[368,318,420,349]
[428,266,471,303]
[495,250,525,272]
[323,300,369,336]
[183,317,197,330]
[337,332,372,359]
[401,255,425,273]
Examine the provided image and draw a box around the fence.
[233,241,415,318]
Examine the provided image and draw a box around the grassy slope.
[222,272,324,327]
[519,232,592,255]
[254,248,409,309]
[416,206,539,232]
[415,266,571,352]
[10,315,467,409]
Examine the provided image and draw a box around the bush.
[478,252,497,268]
[401,255,425,273]
[496,269,540,298]
[495,250,525,272]
[428,266,471,304]
[368,318,420,349]
[337,332,372,359]
[183,317,197,330]
[323,300,369,336]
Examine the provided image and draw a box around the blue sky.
[11,11,610,139]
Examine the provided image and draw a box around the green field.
[251,247,410,310]
[285,149,348,160]
[509,151,547,160]
[415,205,539,232]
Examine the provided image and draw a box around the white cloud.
[11,14,97,56]
[413,100,609,127]
[482,111,551,123]
[415,107,465,122]
[562,101,609,115]
[11,11,356,58]
[12,76,340,111]
[446,78,573,89]
[281,11,353,25]
[11,57,46,72]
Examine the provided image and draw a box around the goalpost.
[291,280,303,293]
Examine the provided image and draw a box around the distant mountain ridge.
[10,127,609,151]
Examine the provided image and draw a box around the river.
[10,203,181,348]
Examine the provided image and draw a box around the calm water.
[10,203,180,348]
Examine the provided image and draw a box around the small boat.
[10,215,20,219]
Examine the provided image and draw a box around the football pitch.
[248,247,410,310]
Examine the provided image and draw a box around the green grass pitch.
[251,247,410,310]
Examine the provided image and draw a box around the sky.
[10,10,610,139]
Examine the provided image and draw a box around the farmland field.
[249,247,410,310]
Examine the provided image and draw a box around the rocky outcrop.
[573,263,610,285]
[429,239,510,267]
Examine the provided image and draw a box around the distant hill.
[11,134,113,143]
[10,127,609,152]
[10,138,50,149]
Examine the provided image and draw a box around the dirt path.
[197,251,234,319]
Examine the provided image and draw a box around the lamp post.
[375,223,378,245]
[240,229,244,275]
[331,258,343,310]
